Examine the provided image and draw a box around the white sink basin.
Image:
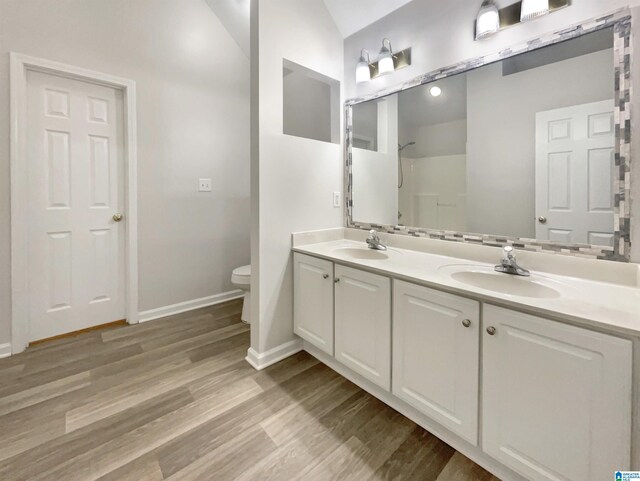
[333,247,389,260]
[439,265,563,299]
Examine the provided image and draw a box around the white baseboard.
[245,338,303,371]
[138,290,244,323]
[0,343,12,359]
[303,341,527,481]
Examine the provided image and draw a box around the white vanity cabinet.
[293,253,334,355]
[334,264,392,390]
[482,305,633,481]
[392,281,480,445]
[292,243,637,481]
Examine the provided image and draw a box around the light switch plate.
[333,191,341,208]
[199,178,212,192]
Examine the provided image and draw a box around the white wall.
[0,0,250,347]
[399,154,467,230]
[345,0,640,262]
[466,48,613,238]
[405,119,467,159]
[252,0,344,354]
[352,95,399,225]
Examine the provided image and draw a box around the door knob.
[486,326,497,336]
[537,216,547,224]
[462,319,471,328]
[112,213,124,222]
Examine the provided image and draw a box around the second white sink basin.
[439,265,563,299]
[333,247,389,260]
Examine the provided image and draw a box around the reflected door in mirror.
[535,100,615,247]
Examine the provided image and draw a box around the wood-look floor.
[0,299,500,481]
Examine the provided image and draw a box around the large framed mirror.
[345,13,631,261]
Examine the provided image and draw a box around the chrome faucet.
[495,246,530,276]
[366,229,387,251]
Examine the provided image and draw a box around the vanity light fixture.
[429,86,442,97]
[475,0,500,40]
[378,38,395,75]
[356,39,412,82]
[474,0,569,41]
[356,49,371,83]
[520,0,550,21]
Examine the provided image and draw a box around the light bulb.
[378,55,394,74]
[520,0,549,22]
[378,39,394,75]
[430,86,442,97]
[356,49,371,83]
[356,61,370,83]
[475,0,500,40]
[356,48,371,83]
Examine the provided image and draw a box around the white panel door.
[483,305,632,481]
[27,70,126,342]
[535,100,615,246]
[334,265,391,390]
[293,253,334,355]
[392,281,479,444]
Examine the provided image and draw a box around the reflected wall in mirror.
[350,26,622,251]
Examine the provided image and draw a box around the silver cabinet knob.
[537,216,547,224]
[112,213,124,222]
[486,326,497,336]
[462,319,471,328]
[323,274,329,279]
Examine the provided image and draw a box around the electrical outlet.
[333,191,341,208]
[199,178,212,192]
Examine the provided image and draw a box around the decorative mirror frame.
[345,10,632,261]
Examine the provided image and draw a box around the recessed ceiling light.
[430,86,442,97]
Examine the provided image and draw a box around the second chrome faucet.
[495,246,530,276]
[366,230,387,251]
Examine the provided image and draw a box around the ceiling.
[204,0,416,57]
[322,0,415,38]
[209,0,602,57]
[204,0,250,57]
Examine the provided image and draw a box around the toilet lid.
[233,265,251,278]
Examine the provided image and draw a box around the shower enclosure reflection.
[397,141,415,220]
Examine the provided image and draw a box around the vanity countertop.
[292,236,640,338]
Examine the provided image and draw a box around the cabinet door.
[483,305,632,481]
[334,264,391,390]
[392,281,480,444]
[293,253,334,355]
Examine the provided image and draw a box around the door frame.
[10,53,139,354]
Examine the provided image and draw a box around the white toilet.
[231,265,251,324]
